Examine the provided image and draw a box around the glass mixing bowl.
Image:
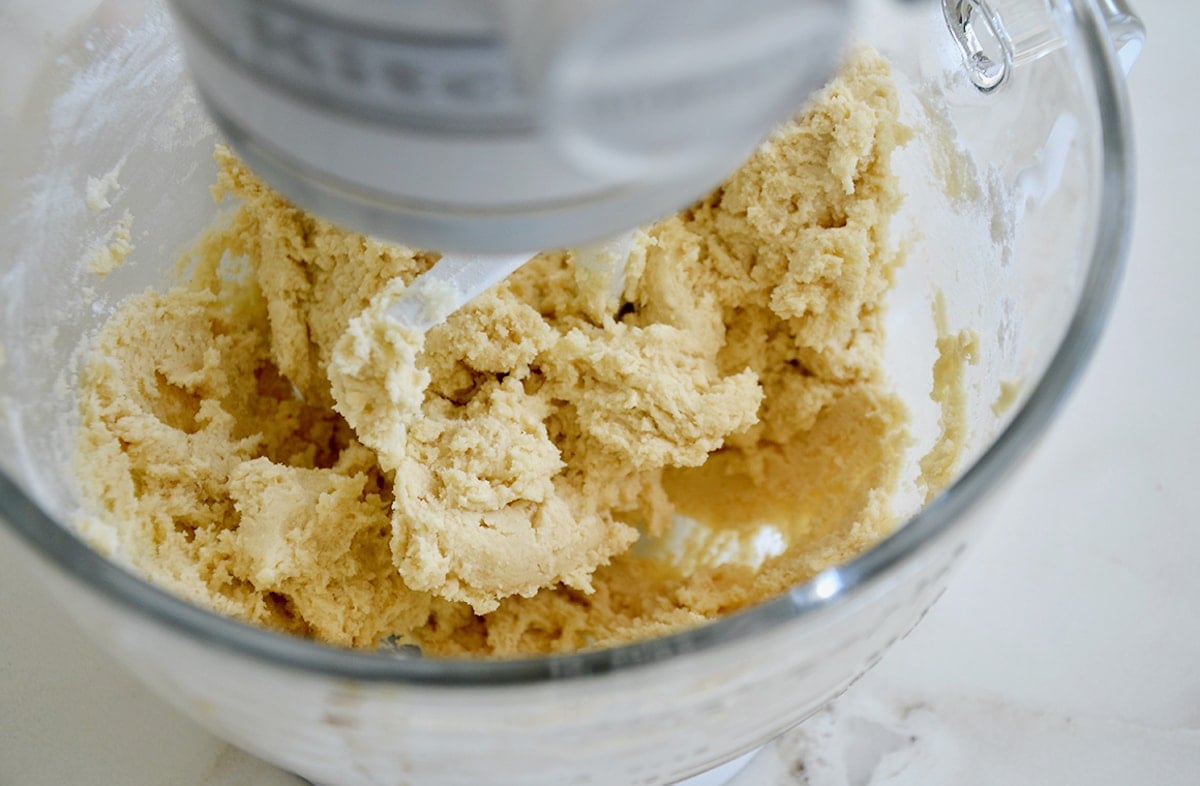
[0,0,1141,784]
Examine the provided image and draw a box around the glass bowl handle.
[944,0,1145,92]
[1097,0,1145,74]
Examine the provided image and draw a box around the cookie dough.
[75,50,916,655]
[84,208,133,276]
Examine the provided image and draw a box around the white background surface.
[1,1,1196,784]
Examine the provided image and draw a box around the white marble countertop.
[2,1,1196,784]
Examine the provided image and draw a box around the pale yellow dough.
[84,208,134,276]
[75,50,918,655]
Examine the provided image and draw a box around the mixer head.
[167,0,852,252]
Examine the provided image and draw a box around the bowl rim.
[0,0,1134,686]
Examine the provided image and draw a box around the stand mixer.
[0,0,1145,784]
